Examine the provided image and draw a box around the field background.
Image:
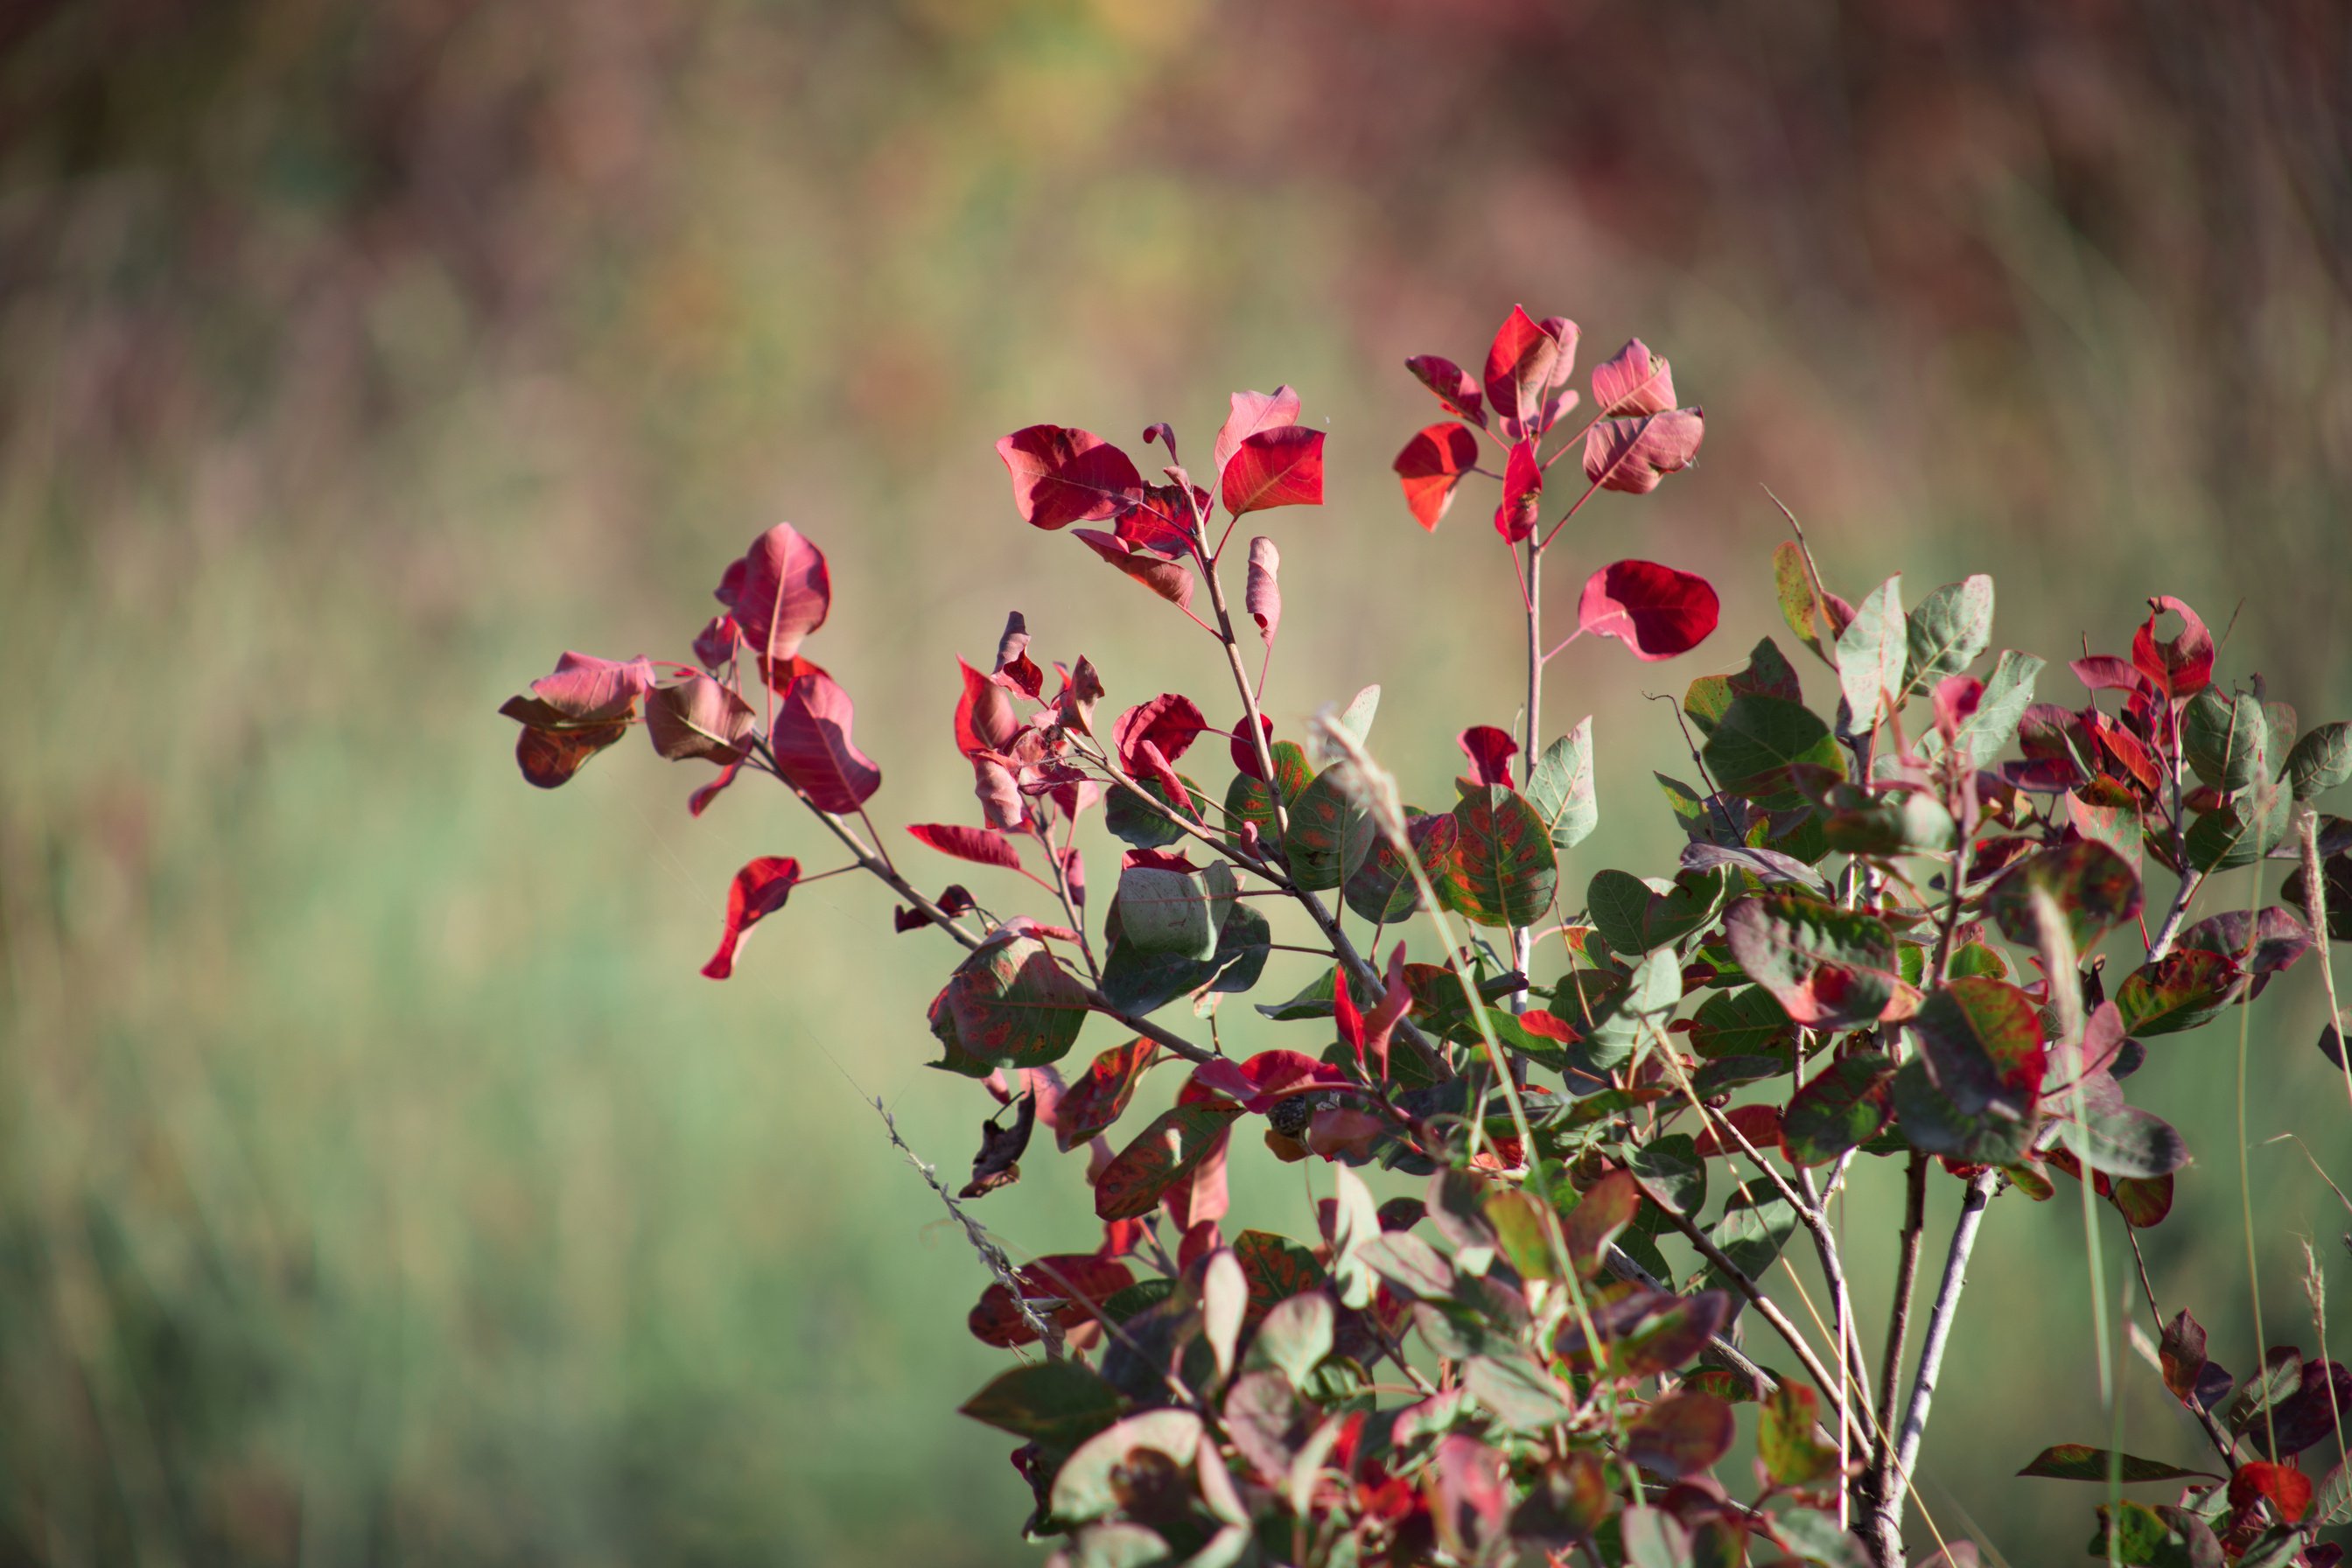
[3,2,2349,1562]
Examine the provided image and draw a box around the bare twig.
[2300,808,2351,1115]
[872,1096,1063,1356]
[1886,1168,2001,1527]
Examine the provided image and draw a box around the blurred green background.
[3,0,2348,1561]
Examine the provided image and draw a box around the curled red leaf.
[771,669,882,812]
[1484,306,1579,440]
[1582,409,1705,494]
[1246,536,1281,646]
[1591,338,1676,416]
[1494,439,1541,543]
[1114,693,1209,777]
[702,856,802,979]
[499,650,657,788]
[1071,528,1195,609]
[1404,354,1485,424]
[1457,725,1519,788]
[646,672,755,764]
[2132,595,2215,699]
[1394,421,1480,532]
[1577,560,1721,661]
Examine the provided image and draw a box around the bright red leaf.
[1404,354,1485,424]
[996,424,1143,530]
[1113,693,1208,776]
[1212,386,1301,478]
[1484,306,1579,439]
[2132,595,2214,699]
[1577,560,1721,661]
[702,857,802,979]
[1222,425,1325,516]
[2229,1460,2313,1523]
[771,669,883,812]
[1070,528,1195,609]
[955,658,1021,757]
[1494,438,1540,543]
[907,822,1023,872]
[1458,725,1519,788]
[1394,421,1480,532]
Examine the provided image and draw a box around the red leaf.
[1212,386,1301,478]
[1591,338,1676,416]
[1935,674,1984,742]
[1394,421,1480,531]
[689,760,743,816]
[1483,306,1579,439]
[1457,725,1519,788]
[646,672,755,764]
[1055,1039,1160,1152]
[500,650,657,788]
[2070,655,2152,696]
[1114,694,1209,776]
[1582,410,1705,494]
[2132,595,2215,699]
[771,670,883,812]
[692,614,739,670]
[1578,560,1721,661]
[1694,1103,1784,1159]
[968,1254,1136,1347]
[1186,1049,1342,1113]
[972,754,1026,830]
[1493,438,1541,543]
[907,822,1023,872]
[1405,354,1486,424]
[2230,1461,2313,1523]
[702,857,802,979]
[1230,713,1275,780]
[1333,962,1366,1068]
[1246,536,1281,646]
[717,524,832,668]
[1070,528,1195,609]
[955,657,1021,757]
[995,424,1142,530]
[1164,1128,1231,1228]
[1222,425,1325,516]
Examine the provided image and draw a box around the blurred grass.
[1,0,2348,1560]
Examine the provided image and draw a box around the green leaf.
[2063,1099,2189,1180]
[1702,696,1844,800]
[2186,786,2291,872]
[1890,1057,2034,1165]
[2085,1501,2218,1568]
[1817,787,1957,856]
[1705,1188,1797,1294]
[1836,575,1907,727]
[1628,1134,1707,1225]
[1525,718,1600,850]
[1343,811,1455,924]
[1902,574,1994,697]
[1335,684,1380,744]
[1101,898,1268,1015]
[1782,1052,1897,1166]
[1578,948,1683,1068]
[1443,786,1558,928]
[2017,1444,2216,1483]
[941,934,1092,1068]
[1690,985,1796,1060]
[960,1361,1126,1446]
[1984,839,2144,953]
[1774,541,1828,662]
[1589,866,1732,956]
[1113,864,1215,956]
[1356,1232,1457,1300]
[1723,893,1916,1030]
[1105,774,1203,850]
[1049,1409,1202,1522]
[2286,721,2352,800]
[1620,1505,1695,1568]
[1244,1290,1334,1388]
[2183,688,2272,791]
[2116,948,2241,1037]
[1465,1354,1575,1433]
[1094,1102,1241,1220]
[1770,1509,1872,1568]
[1283,766,1377,892]
[1687,638,1803,736]
[1946,649,2043,768]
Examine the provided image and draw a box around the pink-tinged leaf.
[1578,560,1721,662]
[499,650,657,788]
[995,424,1143,530]
[1141,421,1180,464]
[1333,962,1365,1071]
[1483,307,1579,439]
[1693,1102,1783,1158]
[954,658,1021,757]
[1458,725,1519,788]
[2132,595,2215,699]
[2070,655,2151,696]
[1935,674,1984,742]
[1590,338,1676,416]
[907,822,1023,873]
[1582,409,1705,494]
[1070,528,1195,609]
[1095,1101,1243,1220]
[702,857,802,978]
[1163,1127,1231,1228]
[1394,422,1480,531]
[771,670,882,812]
[688,760,743,816]
[1405,354,1486,424]
[1212,386,1302,479]
[1056,1040,1159,1152]
[1246,536,1281,646]
[1306,1106,1385,1162]
[1222,425,1325,516]
[1114,694,1208,776]
[692,615,739,670]
[718,523,832,668]
[993,610,1032,676]
[972,755,1026,831]
[1494,439,1541,543]
[646,673,755,764]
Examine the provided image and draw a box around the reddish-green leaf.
[959,1360,1125,1446]
[2116,948,2241,1037]
[1760,1382,1840,1488]
[1443,786,1558,928]
[1094,1102,1243,1220]
[646,672,755,764]
[1054,1039,1159,1152]
[1283,767,1376,892]
[1562,1169,1641,1280]
[1910,977,2046,1118]
[1231,1229,1326,1322]
[1774,542,1829,663]
[1626,1390,1732,1480]
[1723,894,1919,1029]
[1984,839,2144,953]
[942,934,1091,1069]
[1782,1052,1897,1166]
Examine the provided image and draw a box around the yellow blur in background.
[2,1,2348,1562]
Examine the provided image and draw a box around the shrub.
[503,305,2352,1566]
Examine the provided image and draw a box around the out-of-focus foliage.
[1,1,2347,1563]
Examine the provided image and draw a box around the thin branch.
[1887,1168,2001,1516]
[2300,808,2351,1116]
[872,1096,1063,1356]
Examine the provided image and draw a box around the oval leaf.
[1578,560,1720,662]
